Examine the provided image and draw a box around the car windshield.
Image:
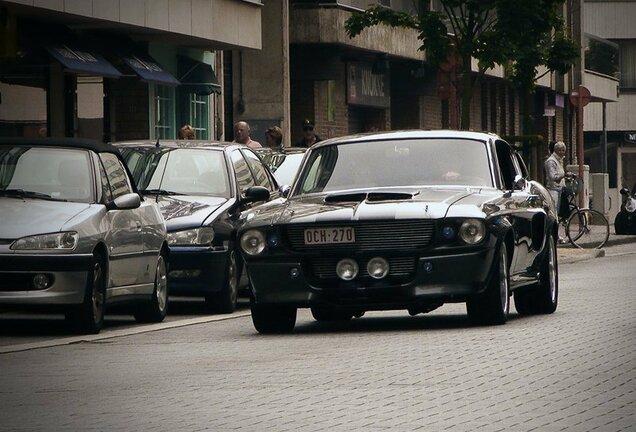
[294,138,493,196]
[269,153,305,186]
[0,145,94,203]
[133,148,230,197]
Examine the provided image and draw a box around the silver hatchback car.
[0,138,169,334]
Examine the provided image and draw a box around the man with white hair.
[544,140,568,213]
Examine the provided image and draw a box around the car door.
[98,153,145,290]
[494,140,541,276]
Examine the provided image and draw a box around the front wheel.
[67,253,106,334]
[515,236,558,315]
[566,208,609,249]
[134,253,168,323]
[467,243,510,325]
[205,248,239,314]
[251,303,297,334]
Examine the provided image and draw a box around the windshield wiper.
[0,189,63,201]
[140,188,185,196]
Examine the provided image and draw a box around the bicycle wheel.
[566,208,610,249]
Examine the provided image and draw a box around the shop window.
[179,92,210,140]
[154,85,176,139]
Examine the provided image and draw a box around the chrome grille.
[310,256,416,280]
[286,220,434,251]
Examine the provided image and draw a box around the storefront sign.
[347,63,390,108]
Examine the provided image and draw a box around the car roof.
[311,130,503,149]
[111,140,240,152]
[0,137,121,155]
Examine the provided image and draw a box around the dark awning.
[121,51,180,87]
[43,41,122,78]
[178,55,221,95]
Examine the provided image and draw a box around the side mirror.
[107,192,141,210]
[513,174,526,190]
[279,184,291,198]
[242,186,270,204]
[620,187,629,196]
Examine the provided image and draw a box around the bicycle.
[557,173,610,249]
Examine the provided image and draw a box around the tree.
[345,0,578,131]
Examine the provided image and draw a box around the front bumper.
[246,247,496,310]
[167,246,229,295]
[0,253,92,305]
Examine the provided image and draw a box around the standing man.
[233,121,262,149]
[294,119,321,148]
[544,141,568,213]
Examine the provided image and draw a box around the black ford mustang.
[238,130,559,333]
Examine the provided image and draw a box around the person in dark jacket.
[294,119,321,148]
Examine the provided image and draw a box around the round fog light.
[367,257,389,279]
[336,258,359,281]
[33,273,51,290]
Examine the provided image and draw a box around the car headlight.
[240,229,266,256]
[458,219,486,244]
[11,231,79,250]
[626,198,636,213]
[167,227,214,246]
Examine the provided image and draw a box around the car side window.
[231,150,256,195]
[243,150,275,191]
[495,140,519,190]
[99,153,134,199]
[97,158,113,202]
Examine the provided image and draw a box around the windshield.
[270,153,305,186]
[294,138,493,196]
[133,148,230,197]
[0,145,94,202]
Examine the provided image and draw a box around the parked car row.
[0,138,281,334]
[1,131,561,336]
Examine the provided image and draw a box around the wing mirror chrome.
[242,186,270,204]
[279,184,291,198]
[106,192,141,211]
[513,174,527,190]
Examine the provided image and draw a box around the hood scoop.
[324,191,415,203]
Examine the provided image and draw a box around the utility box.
[566,164,589,209]
[590,173,610,216]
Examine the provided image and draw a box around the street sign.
[570,85,592,107]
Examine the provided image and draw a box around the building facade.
[582,0,635,221]
[0,0,263,142]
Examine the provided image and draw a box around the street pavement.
[0,234,634,431]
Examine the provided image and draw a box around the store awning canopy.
[43,41,122,78]
[178,55,221,95]
[120,52,180,87]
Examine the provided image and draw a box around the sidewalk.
[558,232,636,264]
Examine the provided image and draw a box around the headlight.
[458,219,486,244]
[240,229,266,256]
[167,227,214,246]
[626,198,636,213]
[11,231,79,250]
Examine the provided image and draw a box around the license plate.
[304,227,355,245]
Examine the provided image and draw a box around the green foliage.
[345,0,578,130]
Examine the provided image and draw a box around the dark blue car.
[115,140,277,313]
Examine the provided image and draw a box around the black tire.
[566,208,609,249]
[251,303,297,334]
[310,305,353,322]
[67,253,106,334]
[134,253,169,323]
[614,212,627,235]
[205,247,239,314]
[466,243,510,325]
[515,236,558,315]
